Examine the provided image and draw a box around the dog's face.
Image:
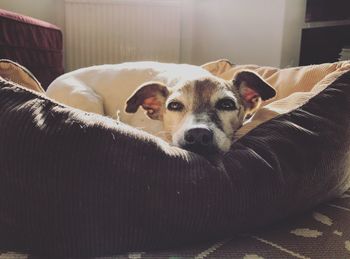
[125,71,275,156]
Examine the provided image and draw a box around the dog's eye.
[167,101,184,111]
[216,98,237,111]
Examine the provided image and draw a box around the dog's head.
[125,71,275,156]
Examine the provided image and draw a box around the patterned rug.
[1,190,350,259]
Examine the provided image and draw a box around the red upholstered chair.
[0,8,64,90]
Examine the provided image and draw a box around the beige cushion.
[202,59,350,138]
[0,59,44,93]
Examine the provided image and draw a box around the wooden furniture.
[299,0,350,65]
[0,9,64,89]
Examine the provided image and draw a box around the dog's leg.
[47,83,105,115]
[66,89,105,115]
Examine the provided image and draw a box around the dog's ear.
[125,81,169,120]
[233,70,276,111]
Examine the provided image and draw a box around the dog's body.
[47,61,275,156]
[47,62,212,136]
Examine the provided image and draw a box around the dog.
[46,61,276,156]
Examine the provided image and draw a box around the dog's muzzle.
[180,126,218,156]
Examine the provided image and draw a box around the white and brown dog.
[46,61,275,156]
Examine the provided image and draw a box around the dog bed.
[0,60,350,257]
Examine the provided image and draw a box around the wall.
[190,0,306,67]
[280,0,306,67]
[191,0,285,67]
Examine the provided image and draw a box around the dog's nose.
[184,127,213,147]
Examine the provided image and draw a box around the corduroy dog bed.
[0,60,350,257]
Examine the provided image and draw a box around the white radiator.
[64,0,182,71]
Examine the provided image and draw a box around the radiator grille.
[65,0,181,71]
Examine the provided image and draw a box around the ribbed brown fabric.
[0,70,350,257]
